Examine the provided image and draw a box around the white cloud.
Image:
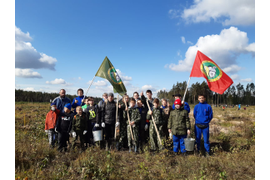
[181,36,186,44]
[223,65,242,74]
[93,80,107,86]
[46,78,72,86]
[116,69,132,81]
[142,85,156,91]
[240,78,252,82]
[187,41,193,45]
[231,74,240,81]
[78,77,82,80]
[15,68,42,78]
[166,27,254,72]
[169,0,255,26]
[15,26,57,70]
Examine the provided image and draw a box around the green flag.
[95,56,127,96]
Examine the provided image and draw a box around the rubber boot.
[105,141,109,151]
[134,145,138,153]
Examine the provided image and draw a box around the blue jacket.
[172,102,190,113]
[72,96,85,114]
[52,96,71,113]
[193,101,213,125]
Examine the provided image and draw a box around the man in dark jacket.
[55,103,74,152]
[101,93,116,150]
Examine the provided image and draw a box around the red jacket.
[45,109,60,130]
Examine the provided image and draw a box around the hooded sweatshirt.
[56,111,74,133]
[193,101,213,126]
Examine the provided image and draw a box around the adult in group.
[101,93,116,150]
[52,89,71,114]
[171,94,190,113]
[71,88,86,114]
[140,90,155,111]
[96,93,108,127]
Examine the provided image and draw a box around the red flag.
[190,50,233,94]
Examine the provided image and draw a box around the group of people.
[44,88,213,156]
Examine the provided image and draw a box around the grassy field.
[15,102,255,180]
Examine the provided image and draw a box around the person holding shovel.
[167,99,190,156]
[146,98,165,152]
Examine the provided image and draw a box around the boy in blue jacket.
[72,88,86,114]
[193,94,213,157]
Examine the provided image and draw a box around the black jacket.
[56,111,74,133]
[137,106,147,130]
[101,100,116,124]
[86,104,98,123]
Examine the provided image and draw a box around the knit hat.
[51,102,56,106]
[64,103,71,110]
[108,93,114,97]
[174,99,181,106]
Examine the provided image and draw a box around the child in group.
[55,103,74,152]
[71,106,88,150]
[137,99,148,152]
[116,95,130,151]
[167,99,190,156]
[193,94,213,157]
[72,88,86,114]
[160,98,171,140]
[45,102,60,148]
[124,98,141,153]
[85,97,98,147]
[146,98,165,152]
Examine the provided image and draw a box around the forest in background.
[15,81,255,105]
[157,81,255,105]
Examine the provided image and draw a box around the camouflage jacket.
[72,113,88,131]
[146,107,165,125]
[167,106,190,135]
[160,105,171,122]
[123,107,141,125]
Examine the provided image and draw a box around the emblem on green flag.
[95,56,127,96]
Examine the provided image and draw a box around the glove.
[101,122,105,128]
[55,127,58,133]
[169,133,172,139]
[94,123,100,127]
[45,130,49,134]
[116,122,120,127]
[83,130,87,135]
[145,124,148,131]
[72,132,76,138]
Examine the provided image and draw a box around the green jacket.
[72,113,88,131]
[123,107,141,125]
[146,107,165,125]
[167,106,190,135]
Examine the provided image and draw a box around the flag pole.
[81,75,96,106]
[114,94,119,139]
[182,77,191,104]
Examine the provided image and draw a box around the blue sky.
[15,0,255,97]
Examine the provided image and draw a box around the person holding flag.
[171,94,190,113]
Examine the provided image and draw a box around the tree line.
[157,81,255,105]
[15,89,102,105]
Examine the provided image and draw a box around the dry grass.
[15,102,255,180]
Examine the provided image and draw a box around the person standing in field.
[137,99,148,152]
[45,102,60,148]
[146,98,165,152]
[71,106,88,150]
[96,93,108,127]
[52,89,71,114]
[193,94,213,157]
[116,95,129,151]
[167,99,190,156]
[85,97,98,147]
[55,103,74,152]
[160,98,171,141]
[124,98,141,153]
[101,93,116,150]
